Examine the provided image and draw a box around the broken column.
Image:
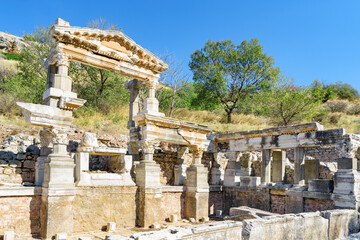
[185,145,209,221]
[332,157,360,209]
[210,152,223,185]
[271,150,286,183]
[223,152,241,186]
[174,146,189,185]
[139,79,164,117]
[135,140,162,227]
[261,149,272,185]
[294,147,305,186]
[304,156,319,184]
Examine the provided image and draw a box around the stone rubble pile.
[0,134,40,184]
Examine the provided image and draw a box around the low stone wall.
[72,186,137,233]
[242,210,360,240]
[0,187,41,237]
[161,186,185,220]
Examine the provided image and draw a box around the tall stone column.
[271,150,286,183]
[125,79,142,129]
[40,128,75,239]
[185,145,209,221]
[294,147,305,186]
[261,149,272,185]
[135,140,162,227]
[210,153,223,185]
[174,146,189,186]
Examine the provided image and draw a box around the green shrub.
[347,103,360,115]
[324,100,349,113]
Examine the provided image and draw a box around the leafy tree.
[2,26,51,103]
[189,39,279,123]
[257,79,324,126]
[326,81,359,101]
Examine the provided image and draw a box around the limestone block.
[55,232,67,240]
[321,209,360,240]
[78,237,92,240]
[189,218,196,223]
[305,156,319,184]
[174,164,187,185]
[80,132,98,147]
[135,162,161,188]
[224,161,242,187]
[216,210,223,218]
[308,179,334,193]
[170,214,178,223]
[105,236,128,240]
[3,230,15,240]
[240,176,261,187]
[150,223,160,229]
[107,222,116,232]
[201,216,209,222]
[338,157,357,170]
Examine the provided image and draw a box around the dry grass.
[0,59,18,73]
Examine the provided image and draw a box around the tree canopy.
[189,39,280,123]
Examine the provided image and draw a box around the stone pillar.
[261,149,272,185]
[125,79,142,129]
[135,140,162,227]
[141,80,164,117]
[240,153,252,176]
[174,146,189,186]
[294,147,305,186]
[271,150,286,183]
[35,129,52,186]
[185,145,209,221]
[304,156,319,184]
[223,152,241,186]
[40,128,75,239]
[210,153,223,185]
[332,157,360,209]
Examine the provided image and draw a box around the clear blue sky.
[1,0,359,92]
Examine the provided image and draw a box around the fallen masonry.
[1,18,360,240]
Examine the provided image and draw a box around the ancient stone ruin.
[1,18,360,240]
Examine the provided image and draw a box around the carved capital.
[56,53,70,67]
[51,128,70,145]
[147,80,158,90]
[138,139,160,154]
[39,128,53,148]
[190,145,205,164]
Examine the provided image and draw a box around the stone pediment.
[44,18,168,81]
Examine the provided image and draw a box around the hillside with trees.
[0,23,359,134]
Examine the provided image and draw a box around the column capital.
[138,139,160,155]
[190,145,206,165]
[56,53,70,67]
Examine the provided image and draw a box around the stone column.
[261,149,272,185]
[332,157,360,209]
[174,146,189,186]
[125,79,142,129]
[185,145,209,221]
[35,129,52,186]
[271,150,286,183]
[135,140,162,227]
[141,80,164,117]
[223,152,242,186]
[294,147,305,186]
[40,128,75,239]
[304,156,319,184]
[210,153,223,185]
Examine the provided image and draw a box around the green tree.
[189,39,279,123]
[257,79,324,126]
[3,26,52,103]
[326,81,359,101]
